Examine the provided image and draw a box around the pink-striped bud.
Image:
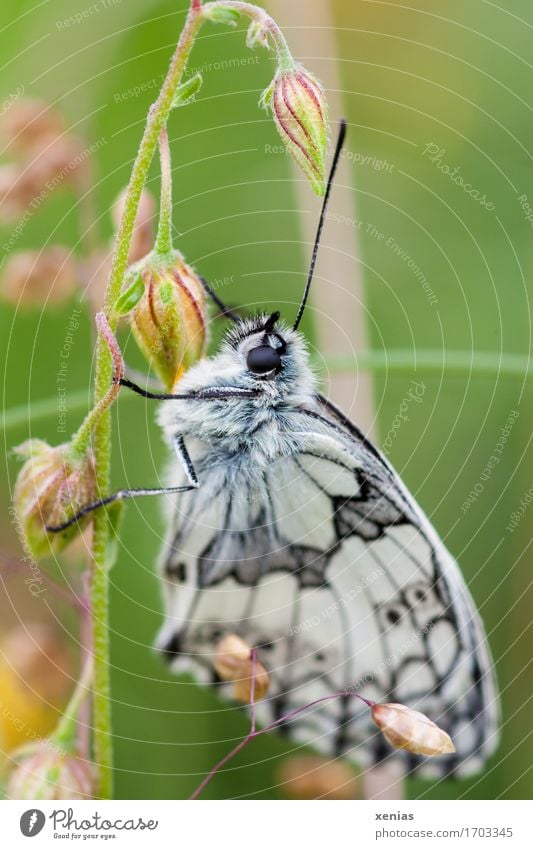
[262,66,329,195]
[371,703,456,757]
[117,251,207,390]
[7,744,96,800]
[13,440,97,559]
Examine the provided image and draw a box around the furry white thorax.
[157,316,319,466]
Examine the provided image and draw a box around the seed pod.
[214,634,251,681]
[1,246,78,306]
[371,703,456,757]
[262,66,329,195]
[278,755,360,800]
[13,440,97,559]
[124,251,207,390]
[214,634,270,702]
[232,660,270,703]
[7,744,96,800]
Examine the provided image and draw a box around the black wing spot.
[165,562,187,582]
[386,608,402,626]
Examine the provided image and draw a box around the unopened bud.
[0,98,65,151]
[1,246,78,306]
[112,187,156,263]
[13,440,97,559]
[14,134,90,204]
[119,251,207,390]
[214,634,270,702]
[262,66,329,195]
[7,744,96,800]
[0,164,24,221]
[371,703,456,757]
[278,755,360,800]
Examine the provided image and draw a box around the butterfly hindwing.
[156,394,499,777]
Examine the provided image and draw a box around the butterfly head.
[219,310,315,397]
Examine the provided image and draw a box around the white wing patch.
[156,401,499,778]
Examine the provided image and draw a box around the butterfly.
[53,121,499,778]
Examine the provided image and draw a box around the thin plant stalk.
[190,650,372,799]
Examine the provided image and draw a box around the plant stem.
[154,128,174,255]
[89,0,204,799]
[55,654,94,751]
[203,0,294,68]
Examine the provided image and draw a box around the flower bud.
[0,98,65,151]
[214,634,270,702]
[7,744,96,800]
[262,66,329,195]
[13,440,97,559]
[1,246,78,306]
[122,251,207,390]
[0,624,74,753]
[0,163,24,221]
[19,134,90,197]
[278,755,360,800]
[112,187,156,263]
[371,703,456,757]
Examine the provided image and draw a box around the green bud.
[262,65,329,196]
[171,72,203,108]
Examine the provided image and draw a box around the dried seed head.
[7,744,96,800]
[0,99,65,151]
[1,246,78,306]
[214,634,270,702]
[13,440,97,559]
[214,634,251,681]
[278,755,360,800]
[123,251,207,390]
[232,660,270,703]
[262,66,329,195]
[112,187,156,263]
[371,703,456,757]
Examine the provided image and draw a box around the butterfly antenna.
[292,119,347,331]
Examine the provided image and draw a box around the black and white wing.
[157,393,499,778]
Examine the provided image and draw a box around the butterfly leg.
[46,434,199,533]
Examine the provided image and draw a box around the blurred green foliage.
[1,0,531,799]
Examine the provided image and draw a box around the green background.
[1,0,531,799]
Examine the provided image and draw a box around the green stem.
[203,0,294,69]
[89,0,204,799]
[154,127,174,255]
[55,656,94,751]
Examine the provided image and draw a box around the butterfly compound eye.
[246,345,282,376]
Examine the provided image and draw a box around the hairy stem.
[203,0,293,68]
[154,127,174,255]
[89,0,204,799]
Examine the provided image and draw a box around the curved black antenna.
[199,276,242,323]
[293,119,347,331]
